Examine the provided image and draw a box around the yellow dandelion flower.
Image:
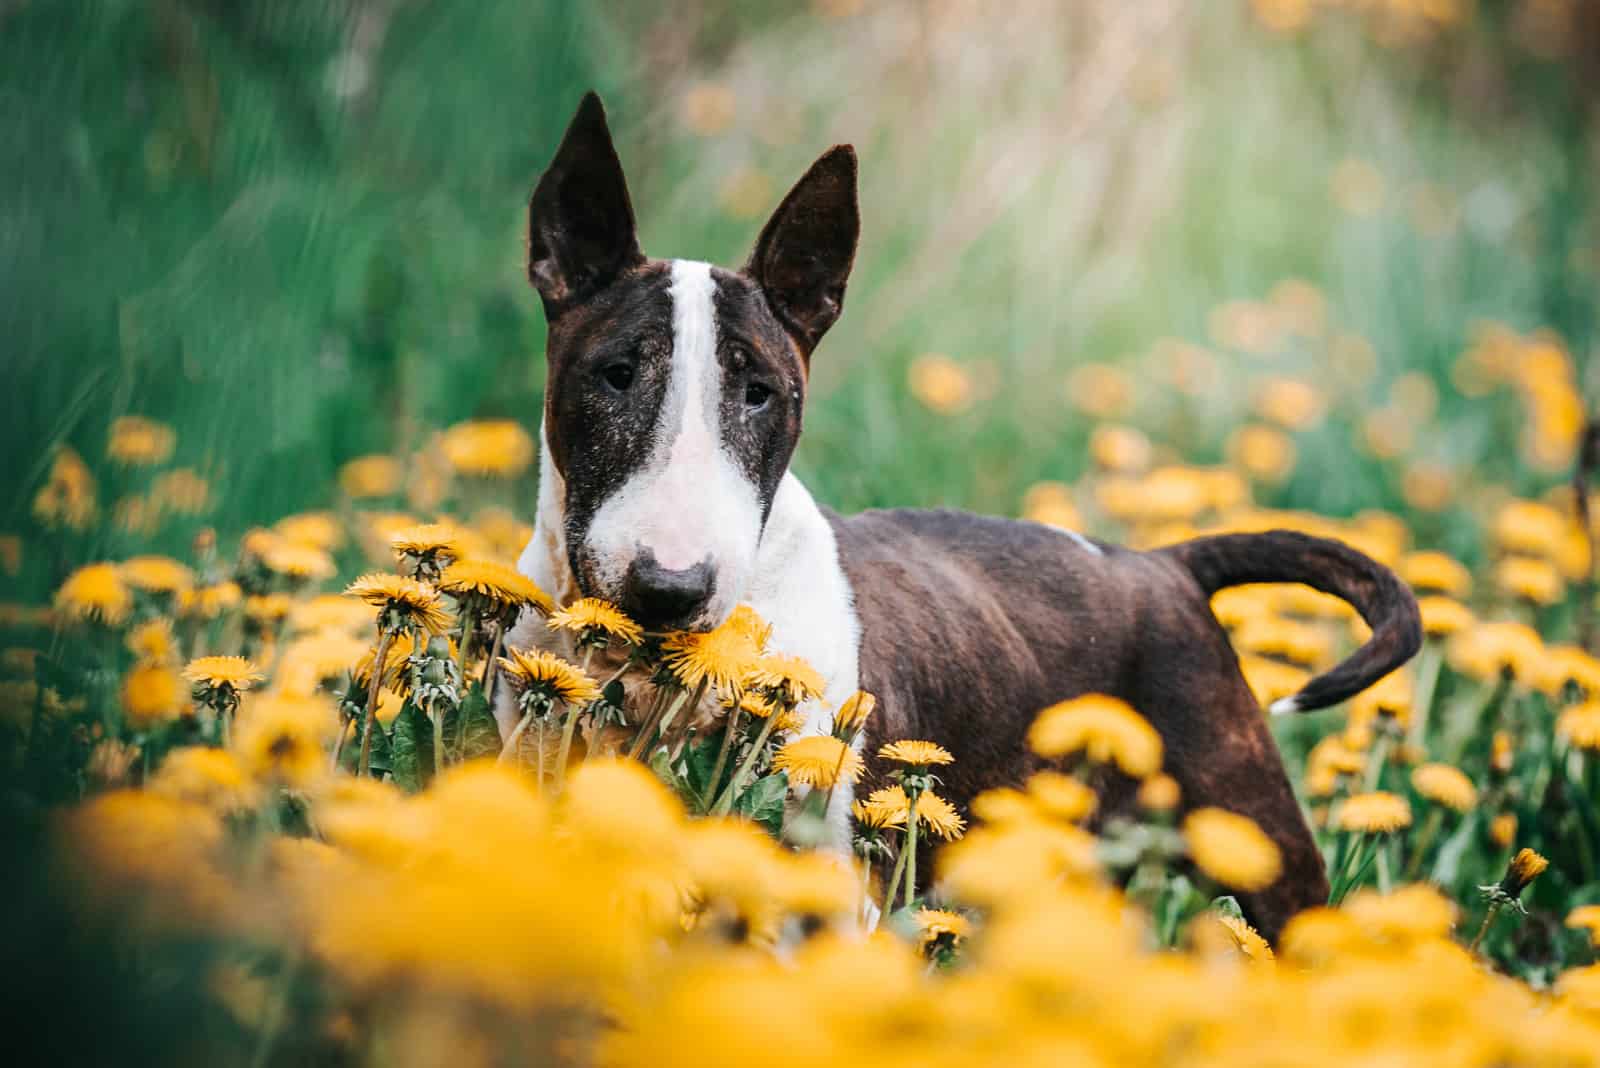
[1348,669,1411,728]
[1494,555,1565,606]
[1336,791,1412,833]
[1020,480,1082,530]
[1342,884,1458,943]
[338,454,404,500]
[285,594,373,635]
[107,415,175,466]
[1448,620,1543,682]
[547,597,643,647]
[259,542,336,584]
[1418,595,1474,637]
[276,633,370,695]
[1493,499,1568,558]
[1558,700,1600,751]
[244,593,293,627]
[970,787,1037,826]
[914,908,972,949]
[1183,807,1283,891]
[120,664,188,728]
[437,559,553,617]
[722,603,773,651]
[878,739,954,768]
[1026,771,1097,822]
[1501,847,1549,896]
[179,581,242,621]
[1489,812,1517,849]
[908,353,974,414]
[746,654,826,708]
[1089,424,1153,473]
[183,656,262,695]
[344,572,453,634]
[1410,762,1478,812]
[55,562,132,625]
[120,555,195,595]
[1027,693,1163,778]
[832,690,877,737]
[1399,550,1473,597]
[126,618,178,665]
[351,631,435,693]
[1254,377,1324,430]
[390,522,463,573]
[1564,905,1600,946]
[662,615,763,695]
[1138,773,1181,812]
[439,419,535,478]
[1227,424,1297,484]
[232,693,336,787]
[772,735,863,789]
[149,747,259,811]
[1535,644,1600,698]
[1202,912,1275,963]
[1233,616,1333,667]
[860,787,966,840]
[149,468,210,515]
[33,446,97,530]
[851,796,901,831]
[498,647,601,707]
[274,512,344,552]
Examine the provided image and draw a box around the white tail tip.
[1269,696,1301,716]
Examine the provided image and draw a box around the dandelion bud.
[1490,731,1514,775]
[1489,812,1517,849]
[1500,847,1549,897]
[1138,773,1181,813]
[833,690,877,737]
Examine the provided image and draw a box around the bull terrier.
[509,93,1421,941]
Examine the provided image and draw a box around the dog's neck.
[518,422,863,739]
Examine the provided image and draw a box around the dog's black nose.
[623,553,715,631]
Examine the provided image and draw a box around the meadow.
[5,1,1600,1065]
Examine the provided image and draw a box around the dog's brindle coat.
[511,94,1422,942]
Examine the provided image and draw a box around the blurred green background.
[6,0,1599,595]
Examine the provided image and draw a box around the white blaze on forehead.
[582,259,764,624]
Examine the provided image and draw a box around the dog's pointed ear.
[746,145,859,356]
[528,92,645,318]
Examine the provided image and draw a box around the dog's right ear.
[528,92,645,319]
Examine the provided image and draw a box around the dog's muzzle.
[621,550,716,632]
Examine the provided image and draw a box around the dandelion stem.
[1404,807,1445,881]
[554,647,597,793]
[499,702,537,766]
[625,685,673,761]
[431,694,445,776]
[882,829,911,921]
[902,793,922,911]
[712,712,783,816]
[455,606,478,682]
[358,627,395,778]
[1363,732,1392,793]
[480,622,505,699]
[1375,836,1393,892]
[1409,641,1444,749]
[1469,902,1502,955]
[329,712,352,773]
[703,699,744,810]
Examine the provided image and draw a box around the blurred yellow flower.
[1493,499,1568,559]
[1565,905,1600,947]
[1336,791,1412,833]
[1489,812,1517,849]
[126,618,178,666]
[681,81,736,136]
[718,166,774,220]
[180,581,242,621]
[1253,378,1324,430]
[772,735,862,789]
[1028,694,1163,778]
[1341,884,1458,944]
[1331,157,1386,216]
[33,446,97,530]
[286,593,372,635]
[121,663,189,727]
[1448,620,1543,683]
[107,415,175,466]
[262,541,338,583]
[1020,481,1082,530]
[1026,770,1096,823]
[1089,424,1153,473]
[440,419,535,478]
[1533,644,1600,698]
[1400,462,1455,513]
[151,468,210,515]
[1184,807,1282,891]
[908,354,975,415]
[1239,654,1310,708]
[274,512,344,552]
[1417,595,1474,637]
[1227,424,1297,483]
[233,693,337,787]
[55,562,132,625]
[1399,550,1472,597]
[1494,555,1564,605]
[914,908,971,950]
[1557,701,1600,751]
[1410,763,1478,812]
[1065,363,1133,418]
[1138,773,1181,812]
[149,747,259,811]
[339,454,404,499]
[120,555,195,595]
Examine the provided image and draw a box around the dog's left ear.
[528,92,645,319]
[746,145,859,357]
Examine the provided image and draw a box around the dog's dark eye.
[600,362,635,393]
[744,381,773,410]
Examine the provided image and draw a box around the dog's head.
[528,93,858,632]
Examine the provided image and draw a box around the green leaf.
[340,709,393,776]
[683,729,724,802]
[732,771,789,837]
[389,699,436,793]
[443,686,501,763]
[648,748,691,799]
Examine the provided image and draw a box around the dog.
[510,93,1421,941]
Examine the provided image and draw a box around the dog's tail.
[1160,530,1422,715]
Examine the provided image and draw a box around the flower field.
[8,0,1600,1065]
